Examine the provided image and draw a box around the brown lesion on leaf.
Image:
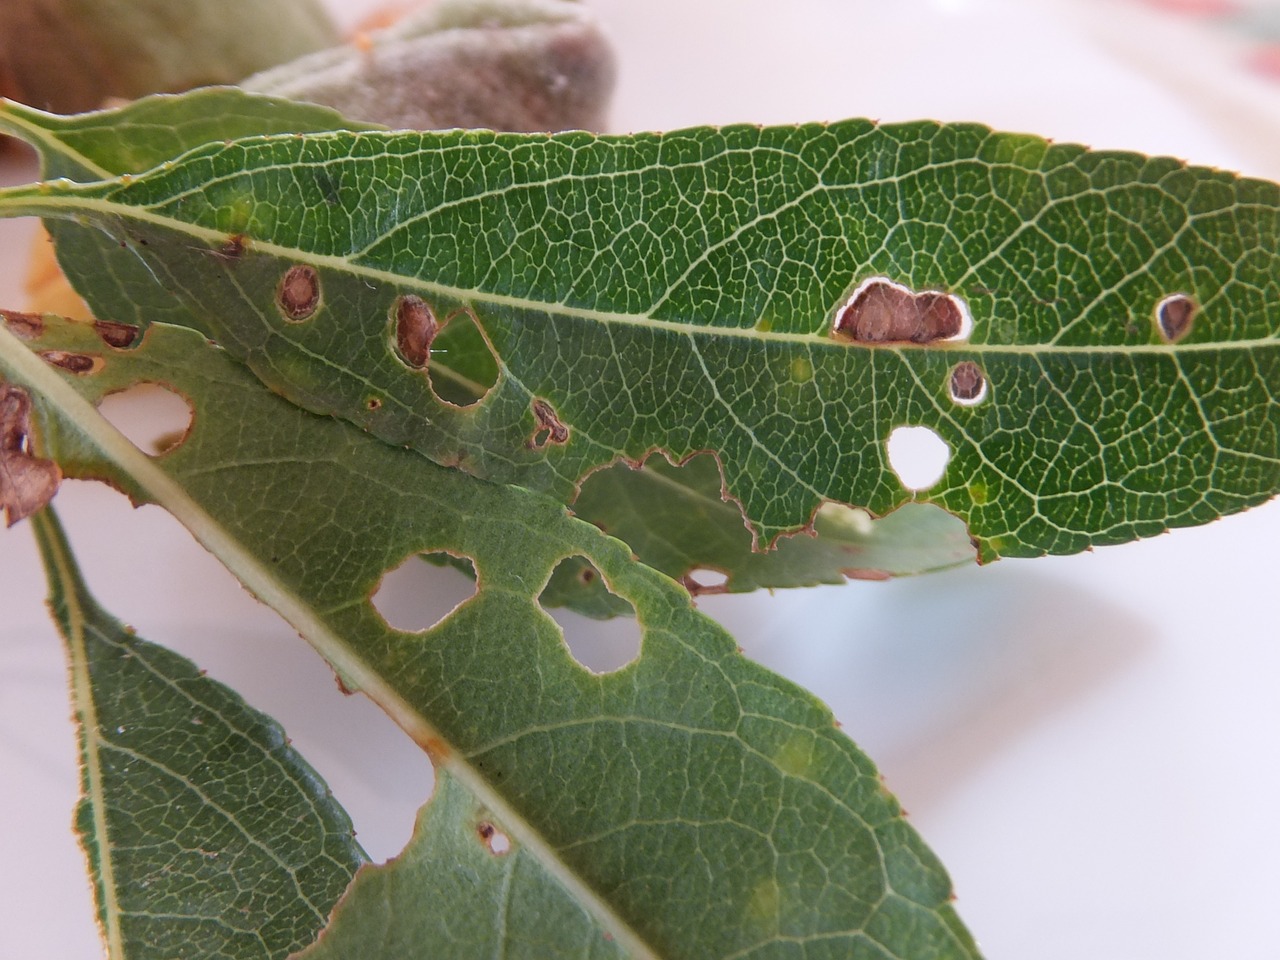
[393,295,439,368]
[39,350,101,375]
[1,309,44,340]
[841,568,894,582]
[1156,293,1197,343]
[276,264,320,322]
[832,278,968,345]
[93,320,140,349]
[214,233,249,263]
[0,385,62,526]
[948,361,987,405]
[530,398,569,448]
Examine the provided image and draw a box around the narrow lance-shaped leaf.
[3,91,978,601]
[28,506,366,960]
[1,112,1276,557]
[1,312,981,959]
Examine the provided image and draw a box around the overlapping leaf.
[2,90,977,601]
[29,508,365,960]
[0,104,1275,557]
[1,312,981,958]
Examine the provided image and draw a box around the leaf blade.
[2,313,982,959]
[3,118,1275,557]
[29,507,367,960]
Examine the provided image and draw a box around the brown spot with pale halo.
[277,265,320,322]
[94,320,140,349]
[1156,294,1196,343]
[39,351,99,375]
[394,295,438,368]
[949,361,987,404]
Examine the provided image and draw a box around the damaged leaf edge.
[0,317,667,960]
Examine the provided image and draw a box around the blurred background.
[2,1,1279,957]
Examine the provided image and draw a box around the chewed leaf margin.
[0,311,982,959]
[0,111,1273,559]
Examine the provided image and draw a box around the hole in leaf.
[477,821,511,855]
[539,557,640,674]
[427,311,499,407]
[371,552,478,633]
[948,361,988,406]
[886,425,951,491]
[682,567,730,596]
[97,384,194,456]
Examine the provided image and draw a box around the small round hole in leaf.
[538,557,640,674]
[97,384,194,456]
[427,311,499,407]
[371,552,478,633]
[477,821,511,855]
[886,426,951,491]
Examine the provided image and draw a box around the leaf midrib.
[32,511,127,959]
[3,189,1275,357]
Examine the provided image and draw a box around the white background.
[2,1,1279,957]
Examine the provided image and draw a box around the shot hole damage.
[94,320,140,349]
[0,385,62,526]
[425,310,500,408]
[276,264,320,322]
[682,567,730,596]
[371,551,478,633]
[97,384,195,456]
[392,295,439,369]
[1156,294,1197,343]
[886,425,951,491]
[539,557,640,674]
[530,398,569,448]
[832,278,971,344]
[948,361,988,406]
[476,822,511,856]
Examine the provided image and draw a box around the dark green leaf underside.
[3,312,979,959]
[30,508,365,960]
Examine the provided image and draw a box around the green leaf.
[28,506,366,960]
[297,770,627,959]
[3,91,975,597]
[1,312,980,959]
[0,0,337,114]
[0,90,379,334]
[0,89,380,183]
[1,115,1275,559]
